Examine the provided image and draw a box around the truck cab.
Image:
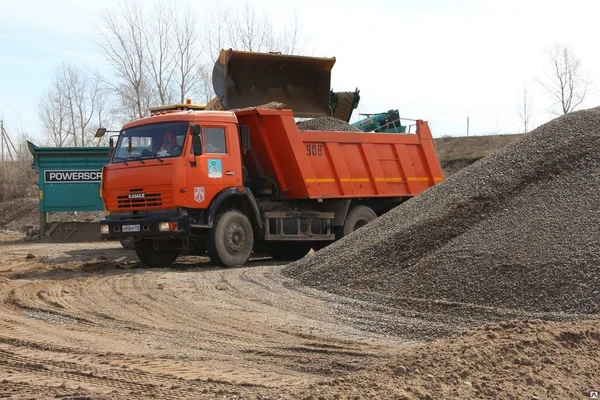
[100,105,265,267]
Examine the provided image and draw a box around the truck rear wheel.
[267,243,312,261]
[134,239,179,268]
[343,206,377,236]
[208,209,254,267]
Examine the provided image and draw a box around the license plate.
[122,224,140,233]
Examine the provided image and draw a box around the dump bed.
[236,108,443,200]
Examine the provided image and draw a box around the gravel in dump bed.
[284,107,600,319]
[297,116,362,132]
[232,101,286,111]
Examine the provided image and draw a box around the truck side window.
[204,127,227,154]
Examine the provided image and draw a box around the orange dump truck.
[100,105,443,267]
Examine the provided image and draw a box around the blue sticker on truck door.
[208,159,222,178]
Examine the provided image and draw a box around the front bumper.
[100,210,191,240]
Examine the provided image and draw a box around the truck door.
[186,124,243,208]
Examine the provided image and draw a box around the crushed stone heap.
[297,116,362,132]
[285,107,600,316]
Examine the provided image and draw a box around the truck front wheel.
[208,209,254,267]
[134,239,179,268]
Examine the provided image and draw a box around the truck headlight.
[159,222,178,231]
[100,224,109,234]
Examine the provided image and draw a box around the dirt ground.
[0,232,598,399]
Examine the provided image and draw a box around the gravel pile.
[285,108,600,321]
[298,116,362,132]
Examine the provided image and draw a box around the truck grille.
[107,186,174,210]
[117,192,162,209]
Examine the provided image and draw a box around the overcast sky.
[1,0,599,142]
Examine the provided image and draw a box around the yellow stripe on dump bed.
[307,177,439,184]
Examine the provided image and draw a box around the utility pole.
[1,120,4,163]
[0,121,17,161]
[466,116,470,137]
[0,120,3,202]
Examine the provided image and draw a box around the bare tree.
[97,0,206,115]
[195,64,215,104]
[517,83,533,133]
[91,71,115,146]
[277,9,309,55]
[146,1,176,106]
[96,0,150,120]
[207,4,227,63]
[39,85,69,147]
[207,3,310,60]
[0,129,38,202]
[172,5,203,103]
[539,43,589,115]
[225,2,275,53]
[38,64,109,147]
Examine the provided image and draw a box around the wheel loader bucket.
[213,49,336,118]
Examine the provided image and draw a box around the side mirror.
[190,124,202,155]
[192,134,203,156]
[95,127,107,138]
[190,124,201,136]
[239,125,250,154]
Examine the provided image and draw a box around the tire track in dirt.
[0,343,236,399]
[0,240,409,397]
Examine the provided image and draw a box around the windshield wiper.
[141,152,165,162]
[127,155,145,164]
[112,157,129,165]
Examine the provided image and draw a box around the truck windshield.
[112,121,188,163]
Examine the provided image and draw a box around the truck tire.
[207,209,254,267]
[120,239,135,250]
[343,206,377,237]
[332,91,355,123]
[267,243,312,261]
[134,239,179,268]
